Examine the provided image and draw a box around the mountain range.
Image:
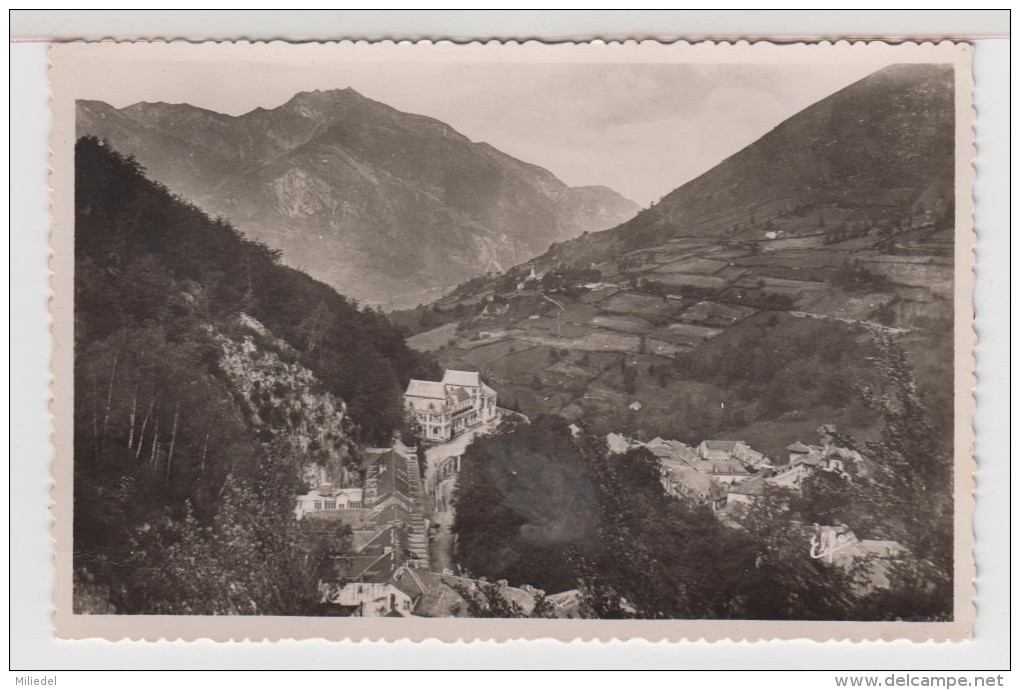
[77,89,638,309]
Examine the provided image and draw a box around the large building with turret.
[403,369,497,442]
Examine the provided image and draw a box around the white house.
[294,487,365,519]
[404,369,497,442]
[322,581,414,617]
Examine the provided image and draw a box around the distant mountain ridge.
[77,89,638,308]
[527,63,955,270]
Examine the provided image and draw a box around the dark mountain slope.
[77,90,638,308]
[74,136,442,613]
[534,63,954,269]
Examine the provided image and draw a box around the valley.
[402,224,953,460]
[67,56,961,623]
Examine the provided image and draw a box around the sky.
[67,46,887,206]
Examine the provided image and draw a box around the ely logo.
[809,525,858,563]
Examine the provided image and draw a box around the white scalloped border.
[46,38,977,644]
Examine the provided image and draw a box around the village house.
[723,462,814,507]
[296,443,430,579]
[294,487,364,519]
[404,369,498,442]
[698,439,771,471]
[693,455,754,485]
[725,476,769,507]
[320,580,414,617]
[661,464,728,511]
[809,525,907,595]
[785,427,866,477]
[609,434,745,510]
[727,435,864,508]
[388,567,544,618]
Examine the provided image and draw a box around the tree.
[452,415,600,593]
[72,136,436,613]
[835,334,954,620]
[728,486,860,620]
[451,581,555,618]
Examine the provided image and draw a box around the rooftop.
[405,379,448,400]
[695,457,750,475]
[442,369,481,388]
[448,386,472,403]
[727,476,768,496]
[703,440,740,452]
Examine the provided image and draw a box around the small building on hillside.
[320,581,415,618]
[809,525,907,594]
[662,464,728,510]
[698,439,770,469]
[726,476,769,507]
[785,441,813,465]
[404,369,498,442]
[693,456,754,485]
[606,432,637,455]
[784,428,866,477]
[388,566,545,618]
[294,487,365,519]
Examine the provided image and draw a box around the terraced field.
[406,217,952,452]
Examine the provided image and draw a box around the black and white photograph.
[48,40,974,639]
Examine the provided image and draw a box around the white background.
[8,10,1012,674]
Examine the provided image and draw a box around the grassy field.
[797,290,895,321]
[601,292,678,319]
[868,262,953,290]
[650,273,730,291]
[452,338,527,367]
[653,256,729,275]
[406,321,459,352]
[734,275,830,291]
[649,324,721,347]
[513,316,593,338]
[645,338,691,357]
[679,300,756,326]
[576,286,622,304]
[590,314,655,334]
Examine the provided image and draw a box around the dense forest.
[73,137,437,613]
[453,346,953,622]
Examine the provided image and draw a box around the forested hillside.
[454,401,952,621]
[73,137,438,613]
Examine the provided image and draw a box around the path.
[789,310,908,335]
[422,414,502,573]
[428,509,456,575]
[542,294,565,336]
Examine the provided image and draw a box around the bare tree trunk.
[136,392,158,461]
[150,415,160,468]
[100,338,123,450]
[199,428,210,476]
[91,376,101,466]
[216,465,235,500]
[127,385,139,452]
[92,408,100,466]
[166,402,180,481]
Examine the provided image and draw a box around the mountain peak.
[282,87,365,106]
[76,91,638,309]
